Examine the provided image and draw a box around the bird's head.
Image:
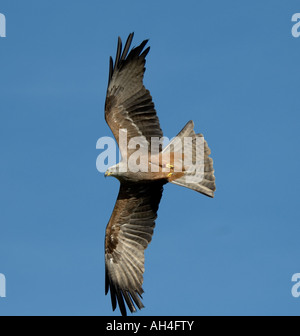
[105,166,116,178]
[105,162,127,179]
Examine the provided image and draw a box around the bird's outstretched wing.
[105,181,165,316]
[105,33,163,157]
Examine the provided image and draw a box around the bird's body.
[103,33,216,316]
[105,151,185,182]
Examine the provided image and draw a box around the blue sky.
[0,0,300,316]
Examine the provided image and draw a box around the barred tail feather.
[163,121,216,198]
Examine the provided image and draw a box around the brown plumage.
[104,33,216,316]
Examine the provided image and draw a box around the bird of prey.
[103,33,216,316]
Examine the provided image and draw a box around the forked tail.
[162,120,216,197]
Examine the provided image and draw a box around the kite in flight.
[103,33,216,316]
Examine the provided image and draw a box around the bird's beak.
[105,171,111,177]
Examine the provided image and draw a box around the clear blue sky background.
[0,1,300,316]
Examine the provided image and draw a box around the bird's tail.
[162,120,216,197]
